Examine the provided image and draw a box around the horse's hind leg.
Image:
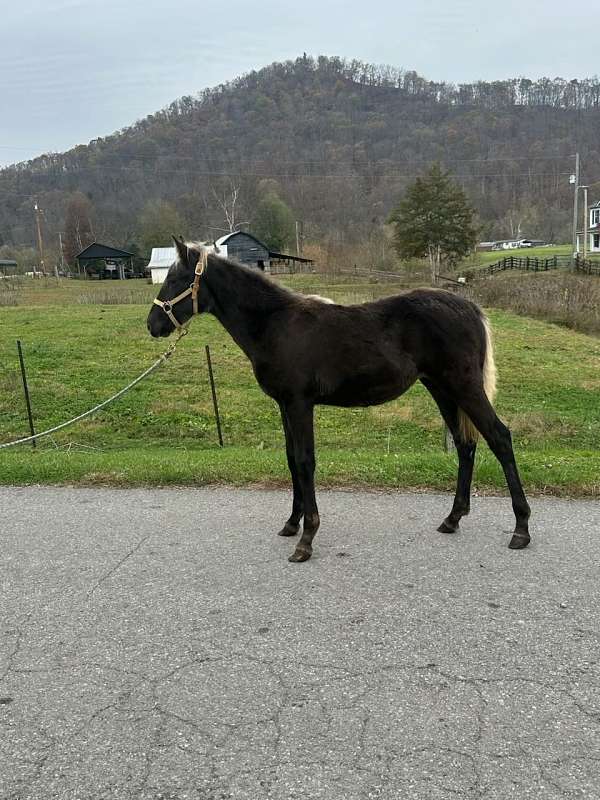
[457,389,531,549]
[278,404,303,537]
[422,379,476,534]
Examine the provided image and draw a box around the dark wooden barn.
[0,259,18,277]
[214,231,313,273]
[215,232,270,270]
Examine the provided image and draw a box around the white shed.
[147,247,177,284]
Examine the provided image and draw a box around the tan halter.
[153,249,208,330]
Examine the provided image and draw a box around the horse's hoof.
[437,519,459,534]
[508,532,530,549]
[288,547,312,563]
[278,522,299,537]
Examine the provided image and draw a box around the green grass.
[1,276,599,495]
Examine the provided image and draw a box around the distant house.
[477,238,546,252]
[148,231,313,284]
[576,200,600,254]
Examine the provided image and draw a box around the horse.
[147,239,531,563]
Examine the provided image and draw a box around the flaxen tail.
[457,313,497,444]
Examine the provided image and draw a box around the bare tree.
[63,193,95,266]
[211,180,241,232]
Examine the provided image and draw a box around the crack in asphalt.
[86,533,151,599]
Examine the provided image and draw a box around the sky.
[1,0,596,167]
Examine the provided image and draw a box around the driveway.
[1,486,599,799]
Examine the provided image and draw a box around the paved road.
[0,486,599,799]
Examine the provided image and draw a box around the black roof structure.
[76,243,134,260]
[215,231,266,249]
[269,251,313,264]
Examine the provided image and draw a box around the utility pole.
[34,201,45,276]
[58,232,65,275]
[571,153,580,268]
[582,185,589,260]
[295,220,304,256]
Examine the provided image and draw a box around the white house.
[576,200,600,255]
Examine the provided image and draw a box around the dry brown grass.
[505,411,578,439]
[469,271,600,336]
[0,276,156,306]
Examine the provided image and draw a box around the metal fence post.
[16,340,36,449]
[205,345,224,447]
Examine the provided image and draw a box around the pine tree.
[252,192,295,252]
[388,165,478,284]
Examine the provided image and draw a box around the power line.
[0,146,581,164]
[0,164,575,188]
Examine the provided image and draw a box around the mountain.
[1,55,599,261]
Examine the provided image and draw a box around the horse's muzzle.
[147,311,172,338]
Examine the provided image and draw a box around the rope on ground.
[0,329,188,451]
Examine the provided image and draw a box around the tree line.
[1,55,599,268]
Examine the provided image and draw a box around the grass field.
[1,275,599,495]
[460,244,575,269]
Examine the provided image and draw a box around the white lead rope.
[0,329,188,450]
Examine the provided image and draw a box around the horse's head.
[147,239,211,338]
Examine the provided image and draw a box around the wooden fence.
[465,255,600,280]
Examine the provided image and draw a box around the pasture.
[0,275,599,495]
[461,244,575,269]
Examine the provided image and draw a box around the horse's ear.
[213,240,221,254]
[172,235,188,265]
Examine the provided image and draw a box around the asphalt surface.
[0,485,599,800]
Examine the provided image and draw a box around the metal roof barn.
[147,247,177,284]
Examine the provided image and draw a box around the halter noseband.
[153,250,208,330]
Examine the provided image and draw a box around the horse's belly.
[318,369,414,407]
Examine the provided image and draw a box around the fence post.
[16,340,37,449]
[443,424,455,453]
[205,345,224,447]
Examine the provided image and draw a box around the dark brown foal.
[147,240,531,562]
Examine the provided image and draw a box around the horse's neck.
[204,259,288,359]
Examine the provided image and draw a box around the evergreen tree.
[252,192,295,252]
[388,165,478,284]
[138,200,186,256]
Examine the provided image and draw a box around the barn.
[214,232,270,270]
[215,231,314,273]
[76,243,137,279]
[147,232,314,284]
[147,247,177,284]
[0,259,18,277]
[147,237,268,283]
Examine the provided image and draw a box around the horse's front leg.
[278,404,303,537]
[283,401,319,563]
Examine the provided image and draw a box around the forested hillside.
[2,55,599,263]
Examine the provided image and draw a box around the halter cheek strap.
[153,250,208,330]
